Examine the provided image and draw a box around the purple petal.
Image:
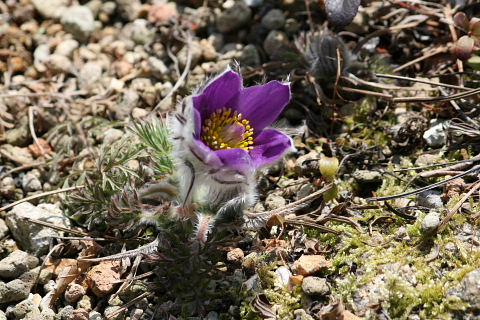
[250,129,292,167]
[193,107,202,137]
[212,148,254,183]
[188,138,223,168]
[215,148,253,171]
[233,81,290,130]
[192,69,242,121]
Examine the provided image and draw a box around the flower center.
[201,108,254,151]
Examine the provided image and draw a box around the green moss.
[264,287,302,318]
[238,256,305,319]
[311,165,480,319]
[250,150,480,319]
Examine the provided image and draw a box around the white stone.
[423,119,449,148]
[32,0,68,19]
[61,6,95,42]
[6,203,70,256]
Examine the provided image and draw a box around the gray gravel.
[0,251,38,279]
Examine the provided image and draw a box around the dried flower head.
[452,12,480,61]
[325,0,361,27]
[171,68,293,241]
[298,31,351,80]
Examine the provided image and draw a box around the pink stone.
[86,261,121,297]
[292,255,332,276]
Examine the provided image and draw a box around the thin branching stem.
[368,165,480,201]
[375,73,470,91]
[151,32,193,114]
[393,87,480,103]
[394,158,480,172]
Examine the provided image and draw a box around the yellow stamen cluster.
[201,108,254,151]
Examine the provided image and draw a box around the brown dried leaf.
[28,138,53,158]
[49,262,78,307]
[250,294,277,319]
[48,240,101,306]
[266,214,284,227]
[319,299,362,320]
[78,240,102,272]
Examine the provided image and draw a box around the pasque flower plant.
[172,68,293,241]
[65,68,295,313]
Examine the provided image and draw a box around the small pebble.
[78,62,102,90]
[264,193,286,210]
[274,266,292,288]
[217,1,251,33]
[54,39,79,57]
[292,255,332,276]
[130,19,155,45]
[0,250,38,279]
[45,54,72,74]
[21,173,42,192]
[240,44,261,67]
[60,6,95,42]
[227,248,244,264]
[65,283,86,303]
[0,219,8,239]
[72,308,89,320]
[148,57,168,78]
[301,276,330,296]
[417,190,443,209]
[116,0,141,21]
[31,0,68,18]
[261,9,285,30]
[423,119,448,148]
[263,30,288,57]
[420,211,440,234]
[86,261,121,297]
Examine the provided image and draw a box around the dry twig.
[0,185,84,212]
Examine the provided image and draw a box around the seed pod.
[453,36,474,61]
[319,155,339,180]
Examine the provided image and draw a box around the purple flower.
[171,68,292,242]
[195,69,290,166]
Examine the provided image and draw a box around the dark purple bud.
[454,35,474,61]
[453,12,469,30]
[325,0,361,27]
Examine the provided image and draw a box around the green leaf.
[132,119,174,176]
[323,183,338,202]
[467,55,480,70]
